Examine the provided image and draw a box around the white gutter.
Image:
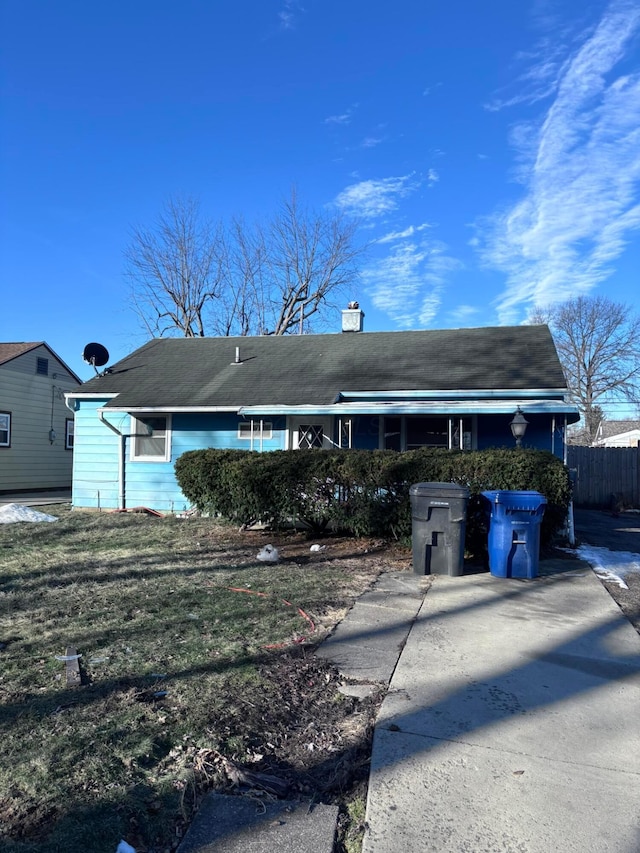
[240,400,581,418]
[97,409,125,510]
[337,388,570,401]
[65,392,119,400]
[100,406,237,413]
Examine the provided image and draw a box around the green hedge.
[174,447,572,551]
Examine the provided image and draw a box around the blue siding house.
[66,311,579,512]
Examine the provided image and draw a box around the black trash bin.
[481,490,547,579]
[410,482,469,576]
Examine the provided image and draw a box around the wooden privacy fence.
[567,446,640,508]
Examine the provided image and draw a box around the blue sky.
[1,0,639,399]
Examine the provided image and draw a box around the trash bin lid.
[410,482,470,499]
[481,490,547,510]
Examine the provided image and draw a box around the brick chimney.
[341,301,365,332]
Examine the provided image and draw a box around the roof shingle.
[77,325,568,409]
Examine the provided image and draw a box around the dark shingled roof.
[77,325,567,409]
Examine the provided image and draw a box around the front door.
[289,417,334,449]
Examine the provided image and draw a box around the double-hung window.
[131,415,171,461]
[0,412,10,447]
[65,418,74,450]
[238,420,273,441]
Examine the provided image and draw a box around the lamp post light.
[509,407,529,448]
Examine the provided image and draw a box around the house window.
[298,424,324,449]
[452,418,473,450]
[36,357,49,376]
[131,415,171,461]
[65,418,74,450]
[339,417,353,449]
[238,420,273,440]
[382,416,473,451]
[407,417,448,449]
[0,412,10,447]
[383,416,402,451]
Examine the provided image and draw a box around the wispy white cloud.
[446,304,481,325]
[484,26,576,113]
[377,223,432,243]
[427,168,439,185]
[324,104,358,125]
[478,0,640,323]
[278,0,301,30]
[361,136,383,148]
[423,82,442,96]
[333,174,420,219]
[362,238,460,327]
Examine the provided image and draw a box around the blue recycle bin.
[481,491,547,579]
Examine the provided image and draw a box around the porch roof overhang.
[239,399,580,422]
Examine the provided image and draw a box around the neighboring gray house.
[66,315,580,512]
[0,342,82,493]
[594,420,640,447]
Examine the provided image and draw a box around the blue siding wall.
[73,401,565,513]
[351,415,381,450]
[72,400,126,510]
[72,403,287,512]
[476,414,563,457]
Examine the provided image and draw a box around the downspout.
[563,414,576,546]
[64,396,76,503]
[98,409,126,510]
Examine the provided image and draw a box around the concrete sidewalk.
[363,560,640,853]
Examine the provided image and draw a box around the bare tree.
[262,188,364,335]
[124,196,222,337]
[209,217,267,337]
[125,188,365,339]
[530,296,640,444]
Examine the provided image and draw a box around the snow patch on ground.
[0,504,59,524]
[575,544,640,590]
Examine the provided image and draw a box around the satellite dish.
[82,342,110,375]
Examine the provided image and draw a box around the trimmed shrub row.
[174,447,572,552]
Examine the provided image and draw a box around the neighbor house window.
[65,418,74,450]
[0,412,10,447]
[238,420,273,440]
[131,415,171,461]
[36,357,49,376]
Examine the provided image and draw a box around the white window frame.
[65,418,74,450]
[130,414,171,462]
[238,420,273,441]
[0,411,10,447]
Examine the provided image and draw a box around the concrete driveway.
[0,490,71,508]
[574,507,640,553]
